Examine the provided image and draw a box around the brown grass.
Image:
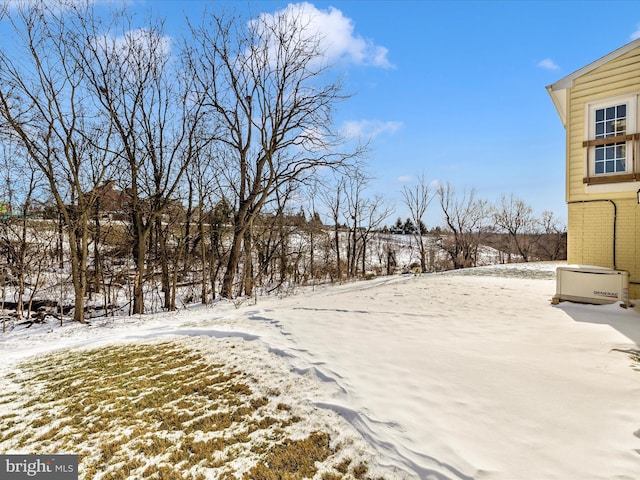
[243,432,333,480]
[0,340,389,479]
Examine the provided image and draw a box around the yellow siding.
[566,86,585,201]
[565,45,640,299]
[567,202,615,267]
[567,45,640,203]
[567,199,640,298]
[615,199,640,299]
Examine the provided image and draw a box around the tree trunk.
[221,222,244,298]
[58,212,64,269]
[170,253,179,311]
[309,229,315,280]
[334,226,341,280]
[92,204,102,298]
[349,226,358,277]
[1,281,6,333]
[209,222,224,301]
[418,236,427,273]
[132,227,147,315]
[361,236,366,276]
[157,218,171,310]
[170,237,187,311]
[199,218,208,304]
[68,222,88,324]
[16,214,28,320]
[279,226,288,285]
[243,225,253,297]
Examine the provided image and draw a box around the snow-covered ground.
[1,261,640,479]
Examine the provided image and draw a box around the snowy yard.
[1,262,639,479]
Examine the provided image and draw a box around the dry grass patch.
[244,432,332,479]
[0,339,388,479]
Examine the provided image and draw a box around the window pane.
[606,121,615,135]
[606,146,614,159]
[595,162,604,174]
[618,104,626,117]
[616,119,626,135]
[596,108,604,122]
[616,159,625,171]
[616,144,626,158]
[595,147,604,160]
[606,160,615,172]
[596,123,604,137]
[606,106,615,119]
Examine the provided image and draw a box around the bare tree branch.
[186,9,363,298]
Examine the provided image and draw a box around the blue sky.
[10,0,640,227]
[150,0,640,227]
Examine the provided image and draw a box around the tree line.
[0,2,364,323]
[398,180,566,273]
[0,2,566,325]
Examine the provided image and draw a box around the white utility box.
[553,265,630,306]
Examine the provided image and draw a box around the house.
[547,38,640,300]
[92,181,132,220]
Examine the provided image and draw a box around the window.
[594,143,625,174]
[594,104,626,139]
[594,104,627,174]
[584,96,637,183]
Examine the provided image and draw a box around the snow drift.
[1,262,639,479]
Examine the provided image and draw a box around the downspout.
[567,199,617,270]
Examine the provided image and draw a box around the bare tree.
[300,186,326,283]
[535,210,567,261]
[344,171,392,277]
[206,197,233,300]
[357,195,393,276]
[437,182,488,269]
[0,143,46,322]
[0,3,116,322]
[492,193,535,262]
[186,10,360,298]
[252,183,299,291]
[186,146,223,304]
[319,175,347,281]
[402,173,434,272]
[80,14,203,313]
[344,170,368,277]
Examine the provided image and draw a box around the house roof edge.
[548,37,640,92]
[546,37,640,126]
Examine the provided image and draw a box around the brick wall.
[568,200,640,299]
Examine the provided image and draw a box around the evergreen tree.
[403,218,416,234]
[392,217,403,234]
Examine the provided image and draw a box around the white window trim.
[585,181,640,194]
[584,94,637,179]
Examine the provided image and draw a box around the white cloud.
[343,120,402,140]
[537,58,560,71]
[397,175,412,183]
[631,24,640,40]
[255,2,393,69]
